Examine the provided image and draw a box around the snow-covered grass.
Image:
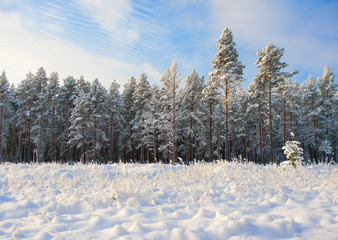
[0,161,337,239]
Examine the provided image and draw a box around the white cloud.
[76,0,140,44]
[141,63,162,85]
[76,0,131,32]
[0,11,160,89]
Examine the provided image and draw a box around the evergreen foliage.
[0,30,336,164]
[282,132,304,166]
[210,27,244,161]
[255,42,298,163]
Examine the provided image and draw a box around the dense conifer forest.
[0,28,336,164]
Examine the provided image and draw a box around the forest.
[0,28,336,164]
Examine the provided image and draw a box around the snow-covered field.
[0,161,337,240]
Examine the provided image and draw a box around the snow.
[0,161,337,239]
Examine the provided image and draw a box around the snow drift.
[0,161,337,239]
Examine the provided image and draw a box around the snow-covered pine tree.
[30,67,49,162]
[44,72,60,162]
[77,76,91,94]
[299,75,320,162]
[106,80,124,162]
[58,76,79,163]
[141,84,161,162]
[317,66,336,161]
[5,83,16,162]
[282,132,303,167]
[175,88,187,160]
[256,43,297,163]
[182,70,205,162]
[0,71,10,161]
[68,91,91,163]
[230,87,250,160]
[210,27,244,161]
[201,76,221,161]
[159,60,182,164]
[15,72,39,162]
[132,73,152,163]
[122,77,136,161]
[89,79,108,163]
[247,76,268,163]
[276,78,300,162]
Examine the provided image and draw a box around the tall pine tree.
[256,43,297,163]
[159,60,181,164]
[0,71,10,161]
[210,27,244,161]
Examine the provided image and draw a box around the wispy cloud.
[0,10,160,88]
[1,0,336,89]
[0,0,215,84]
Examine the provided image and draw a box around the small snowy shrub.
[282,132,303,167]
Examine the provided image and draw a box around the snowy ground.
[0,161,337,240]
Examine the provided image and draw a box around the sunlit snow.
[0,161,337,239]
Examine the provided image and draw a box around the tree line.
[0,27,336,164]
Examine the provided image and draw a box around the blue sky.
[0,0,337,89]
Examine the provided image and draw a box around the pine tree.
[122,77,136,161]
[68,91,91,163]
[256,43,297,163]
[202,76,221,161]
[141,84,161,162]
[133,73,152,162]
[317,66,336,161]
[275,78,300,162]
[106,80,124,162]
[0,71,10,161]
[15,72,36,162]
[77,76,91,93]
[44,72,60,162]
[4,82,16,162]
[230,88,250,160]
[159,60,182,164]
[183,70,205,162]
[299,75,319,162]
[247,76,268,163]
[31,67,49,162]
[58,76,79,162]
[282,132,303,166]
[210,27,244,161]
[89,79,108,163]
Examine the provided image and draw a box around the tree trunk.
[209,102,213,162]
[27,118,31,163]
[313,117,318,163]
[153,128,157,162]
[244,120,248,160]
[172,106,176,164]
[225,79,229,161]
[0,104,3,161]
[268,80,273,164]
[258,99,263,164]
[172,78,176,164]
[283,100,286,161]
[94,118,97,162]
[81,127,85,163]
[130,126,134,161]
[141,118,145,163]
[217,122,221,159]
[51,107,55,162]
[109,112,114,161]
[188,104,194,162]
